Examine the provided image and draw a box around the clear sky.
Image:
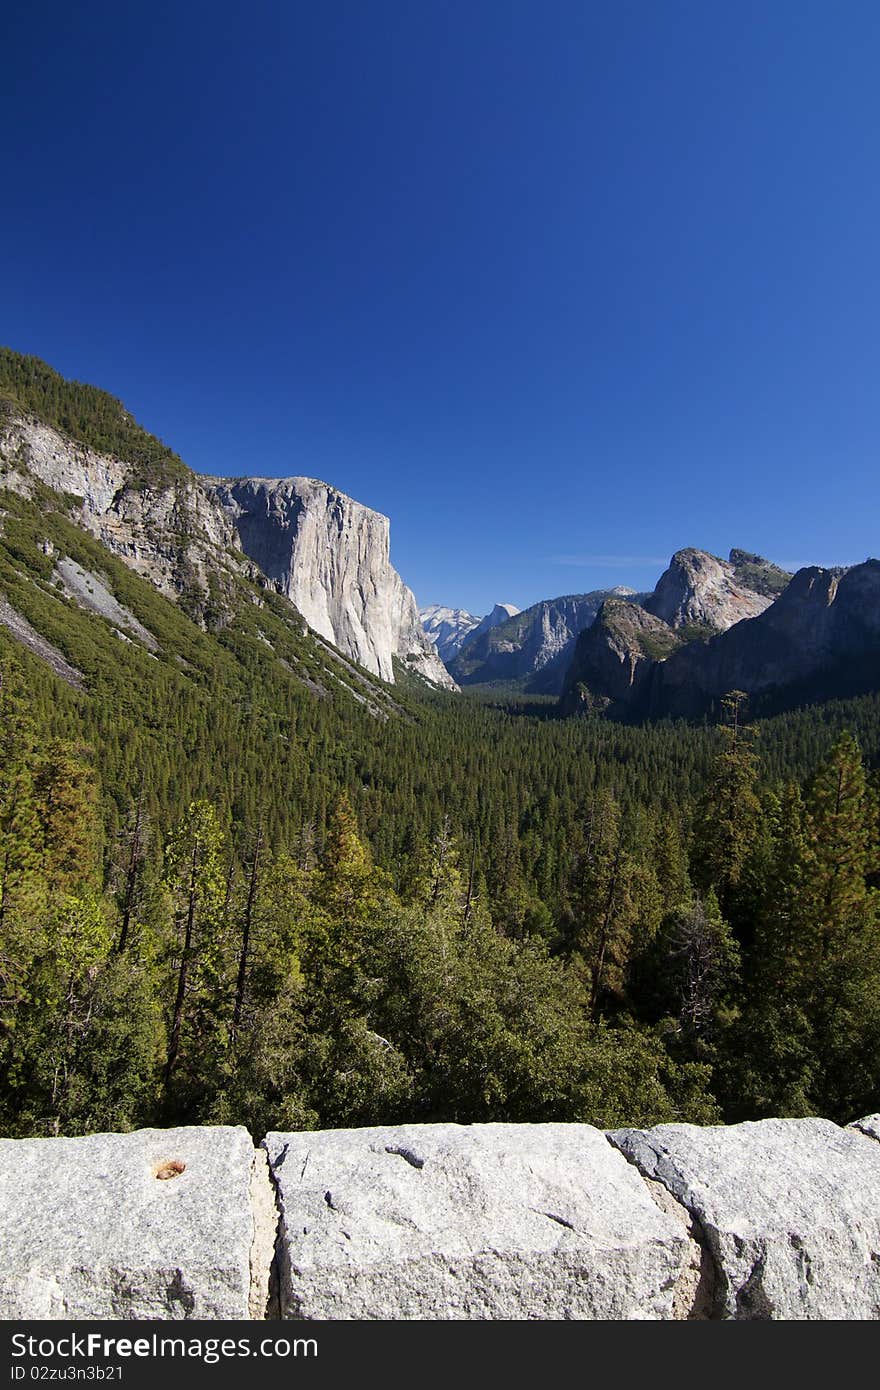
[3,1,880,615]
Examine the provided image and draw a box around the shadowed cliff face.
[206,476,456,688]
[561,599,684,713]
[450,590,638,693]
[649,561,880,717]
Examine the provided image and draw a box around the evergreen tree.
[724,734,880,1121]
[803,731,877,964]
[564,793,658,1016]
[665,890,740,1041]
[691,710,762,909]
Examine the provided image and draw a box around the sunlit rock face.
[562,550,880,721]
[208,476,457,687]
[644,548,782,632]
[3,413,239,603]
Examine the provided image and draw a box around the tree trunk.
[164,843,199,1087]
[116,786,145,954]
[232,823,263,1039]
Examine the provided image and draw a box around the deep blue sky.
[3,2,880,614]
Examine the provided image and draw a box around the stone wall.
[2,1116,879,1320]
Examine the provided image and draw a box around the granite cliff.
[0,412,238,612]
[449,551,791,695]
[420,602,520,665]
[420,603,481,662]
[647,559,880,717]
[644,547,788,632]
[206,476,455,687]
[560,548,789,714]
[0,393,452,690]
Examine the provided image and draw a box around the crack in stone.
[250,1147,281,1319]
[604,1131,719,1320]
[538,1210,576,1232]
[165,1268,195,1318]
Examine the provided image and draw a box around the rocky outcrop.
[560,598,684,713]
[451,590,637,693]
[207,477,455,688]
[851,1113,880,1142]
[264,1123,691,1320]
[469,601,520,643]
[561,548,789,714]
[420,604,481,663]
[3,1116,879,1320]
[560,551,880,722]
[452,552,788,697]
[644,548,787,633]
[2,412,242,611]
[1,414,130,513]
[645,560,880,718]
[0,598,86,690]
[52,555,159,651]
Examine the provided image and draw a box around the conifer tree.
[667,889,740,1040]
[33,740,101,895]
[725,734,880,1121]
[803,731,877,964]
[114,783,149,955]
[565,793,652,1016]
[691,704,762,908]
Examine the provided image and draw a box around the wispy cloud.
[550,554,669,568]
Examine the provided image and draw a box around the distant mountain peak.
[449,590,636,693]
[420,601,519,665]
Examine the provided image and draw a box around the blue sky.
[3,1,880,614]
